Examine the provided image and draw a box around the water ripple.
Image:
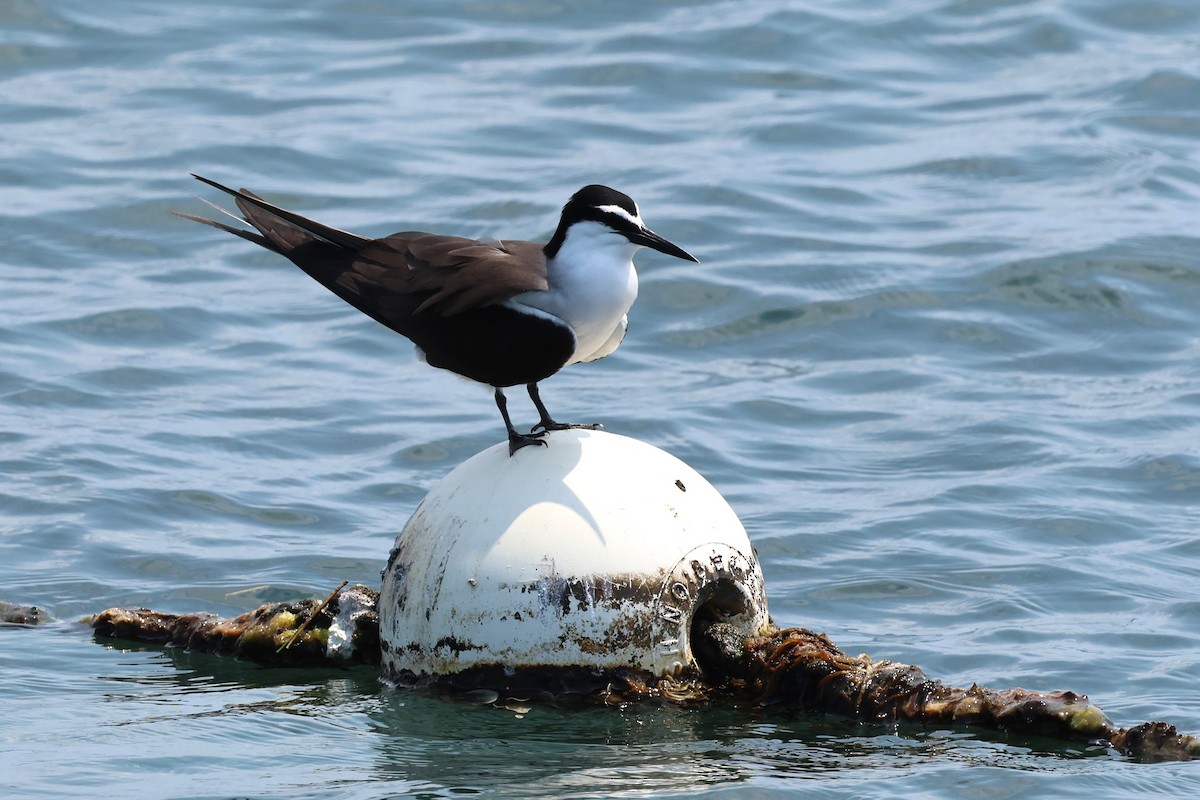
[4,0,1200,796]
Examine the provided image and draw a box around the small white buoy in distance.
[379,429,770,691]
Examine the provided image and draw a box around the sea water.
[2,1,1199,797]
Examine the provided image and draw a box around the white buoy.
[379,429,770,690]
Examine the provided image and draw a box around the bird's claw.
[529,421,603,435]
[508,432,549,457]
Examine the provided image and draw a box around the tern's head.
[545,184,698,263]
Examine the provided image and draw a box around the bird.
[174,175,698,455]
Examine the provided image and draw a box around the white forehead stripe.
[596,204,644,228]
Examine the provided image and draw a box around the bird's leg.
[495,387,546,456]
[527,383,602,435]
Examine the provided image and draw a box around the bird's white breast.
[507,221,639,365]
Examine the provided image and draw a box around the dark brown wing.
[351,236,549,316]
[177,176,573,386]
[283,233,567,386]
[178,175,550,323]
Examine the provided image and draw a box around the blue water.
[3,0,1199,796]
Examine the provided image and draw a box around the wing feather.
[352,236,549,316]
[179,176,550,323]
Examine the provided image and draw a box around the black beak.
[631,227,699,263]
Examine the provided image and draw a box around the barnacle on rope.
[88,584,379,667]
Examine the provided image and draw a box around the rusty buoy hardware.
[378,429,771,691]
